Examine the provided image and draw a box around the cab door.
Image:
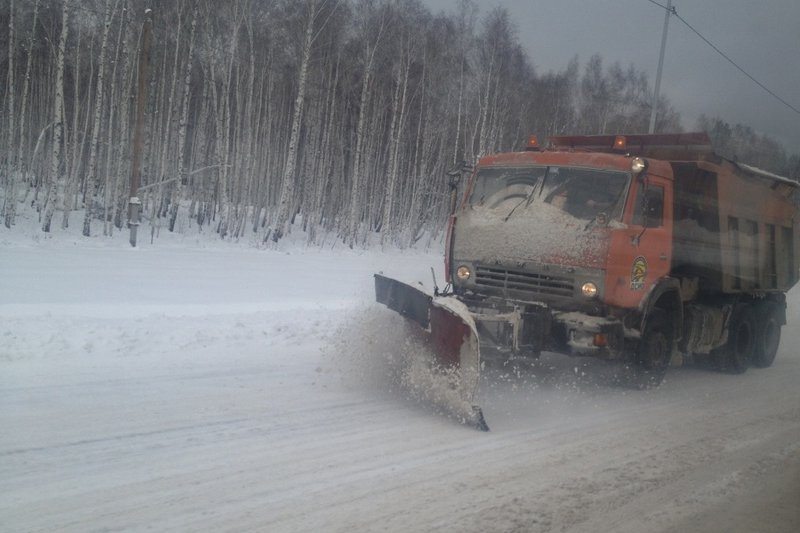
[605,174,673,309]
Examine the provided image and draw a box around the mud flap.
[374,274,488,431]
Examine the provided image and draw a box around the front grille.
[475,265,575,298]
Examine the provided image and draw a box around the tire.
[633,309,672,387]
[752,303,782,368]
[715,306,755,374]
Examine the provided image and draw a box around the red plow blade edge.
[374,274,488,431]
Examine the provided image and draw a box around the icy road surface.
[2,237,799,532]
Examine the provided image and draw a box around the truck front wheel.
[634,309,672,387]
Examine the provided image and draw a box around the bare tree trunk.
[452,53,465,166]
[169,6,197,232]
[60,24,86,229]
[103,1,126,236]
[308,46,340,244]
[207,62,226,233]
[10,0,41,226]
[347,19,385,247]
[381,39,411,246]
[190,75,211,227]
[477,43,496,159]
[231,12,257,239]
[210,1,245,239]
[111,13,136,234]
[253,51,275,234]
[3,0,17,228]
[348,72,370,246]
[271,0,317,243]
[42,0,70,233]
[149,1,187,241]
[83,0,117,236]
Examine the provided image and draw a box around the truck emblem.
[631,256,648,290]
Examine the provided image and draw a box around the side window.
[633,184,664,228]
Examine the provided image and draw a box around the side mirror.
[638,172,650,219]
[446,161,473,215]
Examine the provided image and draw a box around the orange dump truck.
[376,132,798,429]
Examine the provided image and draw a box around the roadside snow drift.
[2,222,799,532]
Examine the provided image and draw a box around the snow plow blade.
[374,274,488,431]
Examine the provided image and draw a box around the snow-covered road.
[2,238,798,532]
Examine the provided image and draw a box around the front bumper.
[469,302,625,359]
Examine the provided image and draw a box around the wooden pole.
[649,0,673,134]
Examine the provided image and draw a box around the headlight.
[456,265,471,281]
[581,282,598,298]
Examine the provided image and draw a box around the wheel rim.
[644,331,669,370]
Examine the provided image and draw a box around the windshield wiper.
[503,187,537,221]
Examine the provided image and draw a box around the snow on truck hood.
[452,202,610,269]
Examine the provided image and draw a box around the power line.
[644,0,670,10]
[645,1,800,115]
[674,12,800,115]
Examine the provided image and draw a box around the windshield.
[469,165,630,222]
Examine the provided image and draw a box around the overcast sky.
[423,0,800,153]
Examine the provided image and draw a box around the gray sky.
[424,0,800,153]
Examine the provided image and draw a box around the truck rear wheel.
[633,309,672,387]
[715,306,755,374]
[752,304,781,368]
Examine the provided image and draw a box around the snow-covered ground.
[2,214,799,532]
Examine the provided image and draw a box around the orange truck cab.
[446,133,798,382]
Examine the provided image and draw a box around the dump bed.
[671,158,799,294]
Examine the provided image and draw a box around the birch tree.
[42,0,70,233]
[82,0,117,236]
[3,0,16,228]
[0,0,744,243]
[168,4,198,232]
[346,0,389,247]
[8,0,41,228]
[270,0,319,243]
[380,2,419,245]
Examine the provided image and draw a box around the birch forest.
[1,0,796,247]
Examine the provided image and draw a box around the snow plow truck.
[375,132,799,430]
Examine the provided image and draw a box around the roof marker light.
[613,136,627,150]
[525,135,541,151]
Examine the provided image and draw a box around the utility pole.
[128,6,152,247]
[649,0,674,134]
